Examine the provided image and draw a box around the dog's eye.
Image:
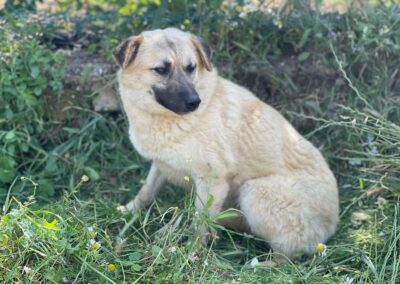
[152,66,169,76]
[186,63,196,73]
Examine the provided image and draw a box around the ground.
[0,1,399,283]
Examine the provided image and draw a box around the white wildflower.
[250,257,259,272]
[316,243,327,257]
[344,275,354,284]
[239,3,256,18]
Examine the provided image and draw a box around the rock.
[92,81,121,112]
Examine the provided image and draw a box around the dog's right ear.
[113,35,144,69]
[191,35,213,72]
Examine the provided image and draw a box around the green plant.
[0,16,65,199]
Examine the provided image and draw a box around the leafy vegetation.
[0,0,399,283]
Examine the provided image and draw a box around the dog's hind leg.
[122,163,167,213]
[239,175,338,261]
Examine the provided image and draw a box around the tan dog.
[113,28,339,263]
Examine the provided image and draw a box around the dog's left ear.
[113,35,144,69]
[191,35,213,72]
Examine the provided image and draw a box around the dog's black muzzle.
[152,76,201,114]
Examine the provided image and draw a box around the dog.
[113,28,339,264]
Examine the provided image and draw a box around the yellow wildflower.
[0,234,9,246]
[183,19,190,25]
[88,226,97,239]
[184,176,190,182]
[42,219,60,231]
[106,263,117,272]
[1,215,9,222]
[87,239,101,251]
[316,243,327,257]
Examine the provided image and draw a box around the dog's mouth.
[152,85,201,114]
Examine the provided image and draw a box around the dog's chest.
[128,124,223,177]
[129,126,167,159]
[129,125,195,166]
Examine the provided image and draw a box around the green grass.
[1,0,400,283]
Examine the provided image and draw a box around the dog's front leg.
[124,163,166,213]
[195,179,230,245]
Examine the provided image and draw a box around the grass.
[1,0,400,283]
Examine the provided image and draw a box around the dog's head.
[114,28,213,115]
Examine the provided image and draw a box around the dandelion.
[42,219,60,231]
[81,175,89,182]
[87,226,97,239]
[87,239,101,251]
[316,243,327,257]
[106,263,117,272]
[273,17,283,29]
[183,19,190,25]
[184,176,190,182]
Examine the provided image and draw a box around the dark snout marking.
[152,70,201,114]
[184,94,201,111]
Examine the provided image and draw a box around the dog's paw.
[116,205,129,214]
[117,200,136,215]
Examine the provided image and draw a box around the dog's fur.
[113,28,339,261]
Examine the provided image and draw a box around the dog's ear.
[113,35,144,69]
[191,35,213,72]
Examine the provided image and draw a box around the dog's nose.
[185,96,201,111]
